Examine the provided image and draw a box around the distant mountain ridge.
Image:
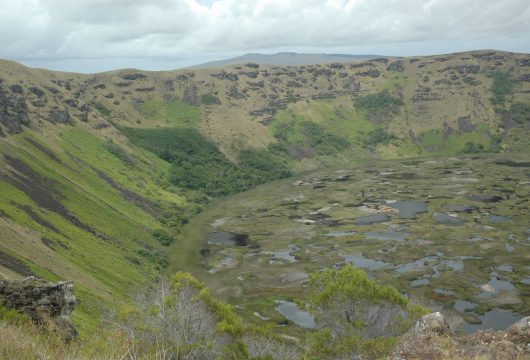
[192,52,381,67]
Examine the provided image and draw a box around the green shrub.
[461,141,485,154]
[489,71,514,106]
[308,266,427,359]
[364,128,394,147]
[200,94,220,105]
[300,120,350,155]
[137,248,168,269]
[152,228,174,246]
[239,148,291,181]
[510,102,530,123]
[354,90,403,115]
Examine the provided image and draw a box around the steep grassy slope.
[0,50,529,330]
[0,126,186,329]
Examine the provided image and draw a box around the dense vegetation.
[0,268,426,359]
[354,90,403,123]
[364,127,394,147]
[122,127,290,197]
[271,117,351,158]
[509,102,530,124]
[200,93,220,105]
[489,71,514,106]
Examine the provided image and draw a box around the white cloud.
[1,0,528,71]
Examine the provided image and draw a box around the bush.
[137,248,168,269]
[308,266,427,359]
[489,71,514,106]
[510,102,530,124]
[112,274,246,359]
[152,228,174,246]
[354,90,403,115]
[461,141,485,154]
[364,128,394,147]
[200,94,220,105]
[239,148,291,181]
[299,120,350,155]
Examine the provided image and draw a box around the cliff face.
[393,312,530,360]
[0,50,529,159]
[0,277,77,339]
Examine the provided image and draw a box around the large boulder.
[0,277,77,340]
[393,313,530,360]
[391,312,452,360]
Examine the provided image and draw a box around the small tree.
[112,273,245,359]
[308,266,426,359]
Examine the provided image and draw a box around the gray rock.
[48,108,70,124]
[411,312,451,336]
[0,277,78,340]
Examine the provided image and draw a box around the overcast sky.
[1,0,529,73]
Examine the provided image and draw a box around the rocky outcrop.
[48,108,70,124]
[0,85,30,134]
[392,312,530,360]
[0,277,77,340]
[387,60,405,72]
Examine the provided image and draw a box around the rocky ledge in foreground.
[0,276,77,340]
[393,312,530,360]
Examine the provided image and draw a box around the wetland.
[169,155,530,334]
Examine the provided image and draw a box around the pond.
[326,230,356,237]
[486,215,512,223]
[355,213,390,225]
[461,308,523,333]
[343,253,390,270]
[433,213,464,225]
[208,231,249,246]
[364,231,408,241]
[274,300,316,329]
[388,200,427,219]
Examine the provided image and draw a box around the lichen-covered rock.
[507,317,530,344]
[387,60,405,72]
[48,108,70,124]
[0,277,77,340]
[392,312,452,360]
[454,64,480,74]
[182,84,199,105]
[0,86,30,133]
[393,313,530,360]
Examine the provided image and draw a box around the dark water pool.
[208,231,249,246]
